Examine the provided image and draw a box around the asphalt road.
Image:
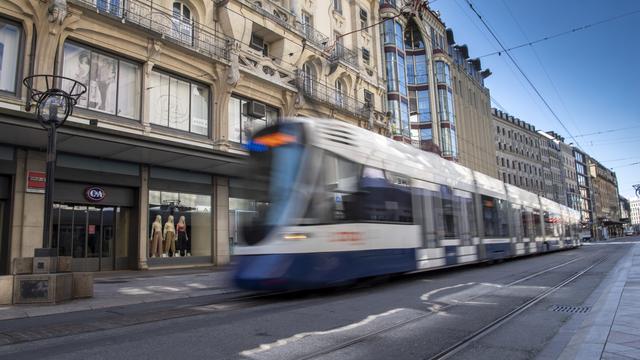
[0,239,636,360]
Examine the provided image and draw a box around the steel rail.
[296,253,603,360]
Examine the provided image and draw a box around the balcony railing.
[251,1,295,30]
[295,22,330,49]
[69,0,231,61]
[328,42,358,68]
[297,72,371,119]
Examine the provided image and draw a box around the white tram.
[233,118,581,290]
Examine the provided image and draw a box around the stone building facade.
[491,108,543,194]
[589,159,621,237]
[538,131,565,205]
[0,0,386,273]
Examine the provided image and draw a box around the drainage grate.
[551,305,591,314]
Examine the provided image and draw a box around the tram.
[233,118,581,290]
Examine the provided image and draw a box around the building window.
[335,79,345,107]
[148,190,211,258]
[362,47,370,65]
[228,95,279,144]
[148,71,209,135]
[171,2,193,45]
[333,0,342,14]
[0,18,21,94]
[250,33,268,56]
[62,42,141,119]
[359,8,368,29]
[364,89,374,108]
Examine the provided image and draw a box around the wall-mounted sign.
[85,186,106,202]
[26,171,46,193]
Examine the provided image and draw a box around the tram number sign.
[85,186,106,202]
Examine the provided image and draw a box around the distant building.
[538,131,565,205]
[589,159,621,237]
[573,148,595,235]
[491,109,543,194]
[630,199,640,228]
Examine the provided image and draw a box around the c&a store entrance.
[52,182,138,271]
[52,204,133,271]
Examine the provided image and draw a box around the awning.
[0,108,250,178]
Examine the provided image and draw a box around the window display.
[62,42,141,119]
[149,71,209,135]
[148,191,211,258]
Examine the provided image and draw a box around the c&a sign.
[84,186,106,202]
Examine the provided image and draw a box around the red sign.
[88,225,96,235]
[26,171,46,193]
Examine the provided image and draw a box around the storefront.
[147,167,214,267]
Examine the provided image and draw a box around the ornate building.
[379,0,496,177]
[0,0,386,273]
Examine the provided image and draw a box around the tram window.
[358,168,413,223]
[532,209,543,237]
[438,185,458,238]
[511,204,523,238]
[454,189,476,241]
[481,195,509,237]
[544,211,559,237]
[522,208,533,238]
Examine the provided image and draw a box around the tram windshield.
[242,123,306,245]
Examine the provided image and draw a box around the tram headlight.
[283,233,309,240]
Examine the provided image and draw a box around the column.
[137,165,149,269]
[213,176,230,266]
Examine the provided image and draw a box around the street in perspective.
[0,0,639,359]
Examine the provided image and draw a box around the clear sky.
[430,0,640,200]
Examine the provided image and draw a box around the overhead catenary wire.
[462,0,584,151]
[477,8,640,58]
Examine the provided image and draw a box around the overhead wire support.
[463,0,583,150]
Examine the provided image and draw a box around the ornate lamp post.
[23,75,86,249]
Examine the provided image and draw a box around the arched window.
[302,62,316,95]
[335,79,345,107]
[172,2,193,45]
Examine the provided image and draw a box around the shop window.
[148,70,209,135]
[148,190,211,258]
[0,18,21,94]
[228,95,279,144]
[62,42,141,119]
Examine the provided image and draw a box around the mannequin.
[163,215,176,257]
[149,215,163,257]
[176,216,189,257]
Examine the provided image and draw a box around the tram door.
[53,204,117,271]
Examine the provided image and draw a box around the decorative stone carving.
[47,0,68,25]
[226,47,240,86]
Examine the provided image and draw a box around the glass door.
[53,203,117,271]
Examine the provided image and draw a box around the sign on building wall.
[84,186,106,202]
[26,171,46,193]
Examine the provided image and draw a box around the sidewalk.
[553,242,640,359]
[0,267,237,321]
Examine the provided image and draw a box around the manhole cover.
[551,305,591,313]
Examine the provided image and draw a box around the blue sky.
[430,0,640,199]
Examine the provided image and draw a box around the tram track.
[294,252,606,360]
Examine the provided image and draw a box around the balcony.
[328,43,358,68]
[295,22,329,49]
[297,72,371,119]
[69,0,231,61]
[251,1,295,30]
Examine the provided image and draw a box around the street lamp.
[23,75,86,249]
